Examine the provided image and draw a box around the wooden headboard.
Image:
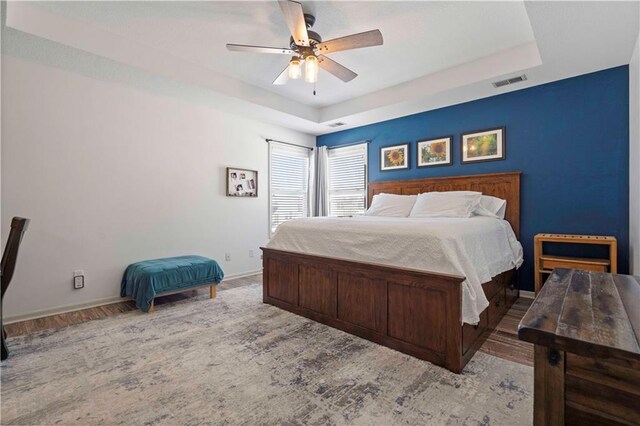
[368,172,521,238]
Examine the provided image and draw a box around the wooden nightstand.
[534,233,617,294]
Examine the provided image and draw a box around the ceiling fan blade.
[318,55,357,82]
[315,30,383,54]
[272,65,290,85]
[227,44,294,55]
[278,0,309,47]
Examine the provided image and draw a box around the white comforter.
[266,216,524,324]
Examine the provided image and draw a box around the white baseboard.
[519,290,535,299]
[223,270,262,280]
[4,296,125,325]
[3,269,262,324]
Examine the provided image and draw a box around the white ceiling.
[31,1,536,108]
[5,1,640,135]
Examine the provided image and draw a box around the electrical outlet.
[225,253,231,261]
[249,250,254,258]
[73,270,85,289]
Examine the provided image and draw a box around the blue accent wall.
[317,66,630,291]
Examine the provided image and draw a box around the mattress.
[266,216,524,324]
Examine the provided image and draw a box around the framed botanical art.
[226,167,258,197]
[460,127,506,164]
[380,143,410,171]
[417,136,452,167]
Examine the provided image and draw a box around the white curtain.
[311,146,329,216]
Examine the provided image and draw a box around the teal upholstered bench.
[120,255,224,312]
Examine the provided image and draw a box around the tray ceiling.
[5,1,639,135]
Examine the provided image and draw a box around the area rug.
[1,284,533,425]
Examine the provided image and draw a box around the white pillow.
[409,191,482,218]
[475,195,507,219]
[366,193,417,217]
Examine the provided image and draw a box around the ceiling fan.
[226,0,383,93]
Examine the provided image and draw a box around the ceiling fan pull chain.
[313,82,316,96]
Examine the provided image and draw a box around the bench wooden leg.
[210,285,217,299]
[149,299,155,314]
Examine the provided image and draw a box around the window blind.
[269,142,310,234]
[327,143,368,217]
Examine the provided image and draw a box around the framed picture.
[380,143,410,171]
[417,136,452,167]
[226,167,258,197]
[460,127,506,164]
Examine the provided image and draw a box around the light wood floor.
[5,274,533,367]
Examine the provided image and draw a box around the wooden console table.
[534,233,617,294]
[518,269,640,426]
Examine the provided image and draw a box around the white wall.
[1,6,4,237]
[1,55,314,320]
[631,30,640,275]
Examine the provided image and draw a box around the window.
[327,143,368,217]
[269,142,310,234]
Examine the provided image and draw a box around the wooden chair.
[1,217,30,361]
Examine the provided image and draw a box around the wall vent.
[492,74,527,88]
[327,122,346,128]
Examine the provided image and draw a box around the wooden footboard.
[262,248,517,373]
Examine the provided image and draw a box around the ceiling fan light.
[305,55,318,83]
[288,57,302,79]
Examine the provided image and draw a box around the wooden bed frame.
[262,172,521,373]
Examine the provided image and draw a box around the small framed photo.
[461,127,506,164]
[227,167,258,197]
[417,136,452,167]
[380,143,410,171]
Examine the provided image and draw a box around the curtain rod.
[326,139,372,150]
[266,138,371,151]
[265,138,313,151]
